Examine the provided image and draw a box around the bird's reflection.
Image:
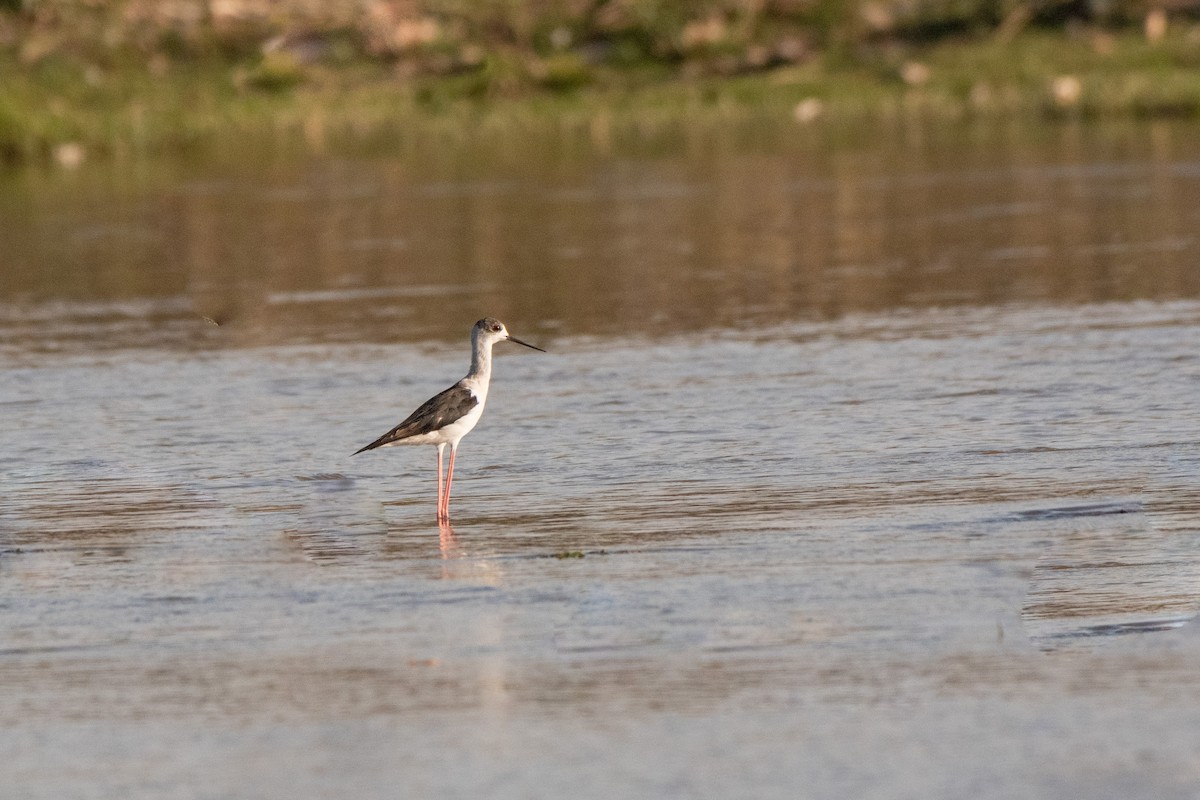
[436,522,506,584]
[439,521,462,560]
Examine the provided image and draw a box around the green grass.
[4,29,1200,166]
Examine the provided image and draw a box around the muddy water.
[3,119,1200,799]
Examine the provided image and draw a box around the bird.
[353,317,545,522]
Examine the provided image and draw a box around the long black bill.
[507,335,546,352]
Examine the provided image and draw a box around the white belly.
[433,401,485,445]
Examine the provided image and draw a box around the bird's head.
[474,317,545,352]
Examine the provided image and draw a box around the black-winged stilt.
[354,317,544,522]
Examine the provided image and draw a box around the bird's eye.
[491,324,502,332]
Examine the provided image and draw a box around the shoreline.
[5,28,1200,168]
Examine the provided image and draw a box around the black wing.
[353,383,478,454]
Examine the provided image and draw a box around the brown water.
[3,118,1200,799]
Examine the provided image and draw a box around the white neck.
[467,331,495,384]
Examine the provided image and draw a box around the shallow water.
[4,119,1200,799]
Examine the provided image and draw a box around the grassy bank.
[4,2,1200,165]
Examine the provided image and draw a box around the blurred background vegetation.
[3,1,1200,164]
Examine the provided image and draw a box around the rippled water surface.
[4,119,1200,799]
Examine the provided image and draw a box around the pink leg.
[442,445,458,521]
[436,444,446,522]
